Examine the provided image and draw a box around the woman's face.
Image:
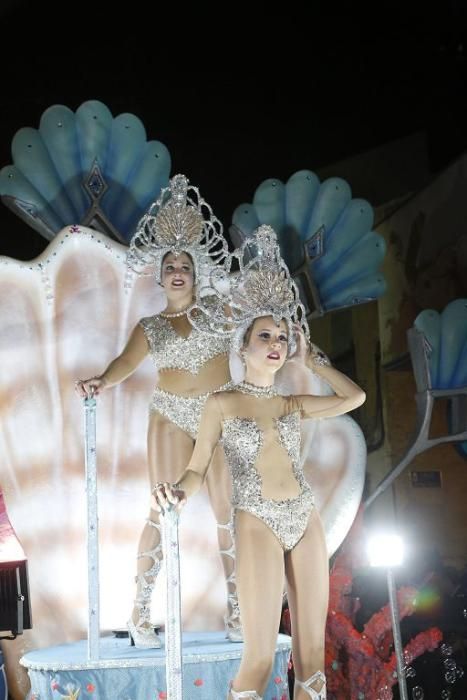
[161,252,194,298]
[243,316,288,375]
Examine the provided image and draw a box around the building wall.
[370,153,467,568]
[316,131,431,210]
[311,146,467,568]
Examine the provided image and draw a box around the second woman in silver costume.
[154,226,366,699]
[75,174,241,648]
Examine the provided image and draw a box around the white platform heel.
[126,520,162,649]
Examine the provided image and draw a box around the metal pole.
[162,505,183,700]
[84,396,100,661]
[386,567,408,700]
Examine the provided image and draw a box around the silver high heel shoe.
[126,615,161,649]
[295,670,327,699]
[230,690,262,699]
[127,520,162,649]
[218,519,243,642]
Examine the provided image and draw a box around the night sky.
[1,0,467,260]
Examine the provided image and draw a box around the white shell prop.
[0,226,366,697]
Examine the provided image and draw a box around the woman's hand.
[151,482,187,514]
[288,323,309,364]
[74,376,107,398]
[308,342,331,369]
[288,325,331,370]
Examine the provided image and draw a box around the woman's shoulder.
[137,315,166,348]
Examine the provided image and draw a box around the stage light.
[367,533,404,568]
[366,532,408,700]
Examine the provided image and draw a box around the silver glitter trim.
[20,636,292,671]
[140,312,230,375]
[191,225,310,356]
[222,410,314,551]
[161,507,183,699]
[84,397,100,661]
[127,174,229,283]
[149,382,233,438]
[236,381,279,399]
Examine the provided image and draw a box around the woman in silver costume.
[154,226,366,699]
[75,174,241,648]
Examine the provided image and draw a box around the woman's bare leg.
[130,412,194,639]
[205,447,241,639]
[228,511,285,699]
[285,509,329,699]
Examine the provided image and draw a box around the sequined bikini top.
[140,313,230,374]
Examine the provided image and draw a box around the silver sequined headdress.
[126,174,229,283]
[191,224,310,355]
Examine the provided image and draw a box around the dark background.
[1,0,467,259]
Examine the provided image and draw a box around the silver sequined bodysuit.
[222,410,314,551]
[188,391,316,551]
[139,314,231,438]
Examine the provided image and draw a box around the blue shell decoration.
[0,100,171,243]
[231,169,387,316]
[414,299,467,391]
[415,299,467,460]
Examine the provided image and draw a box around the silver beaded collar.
[236,381,279,398]
[160,305,192,319]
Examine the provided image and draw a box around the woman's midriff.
[256,441,302,500]
[156,353,230,396]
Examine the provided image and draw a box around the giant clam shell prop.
[232,169,386,314]
[0,226,366,697]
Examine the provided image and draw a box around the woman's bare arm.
[100,323,149,387]
[288,333,366,418]
[299,362,366,418]
[75,322,149,397]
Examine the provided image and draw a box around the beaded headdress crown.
[191,224,310,355]
[126,174,228,283]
